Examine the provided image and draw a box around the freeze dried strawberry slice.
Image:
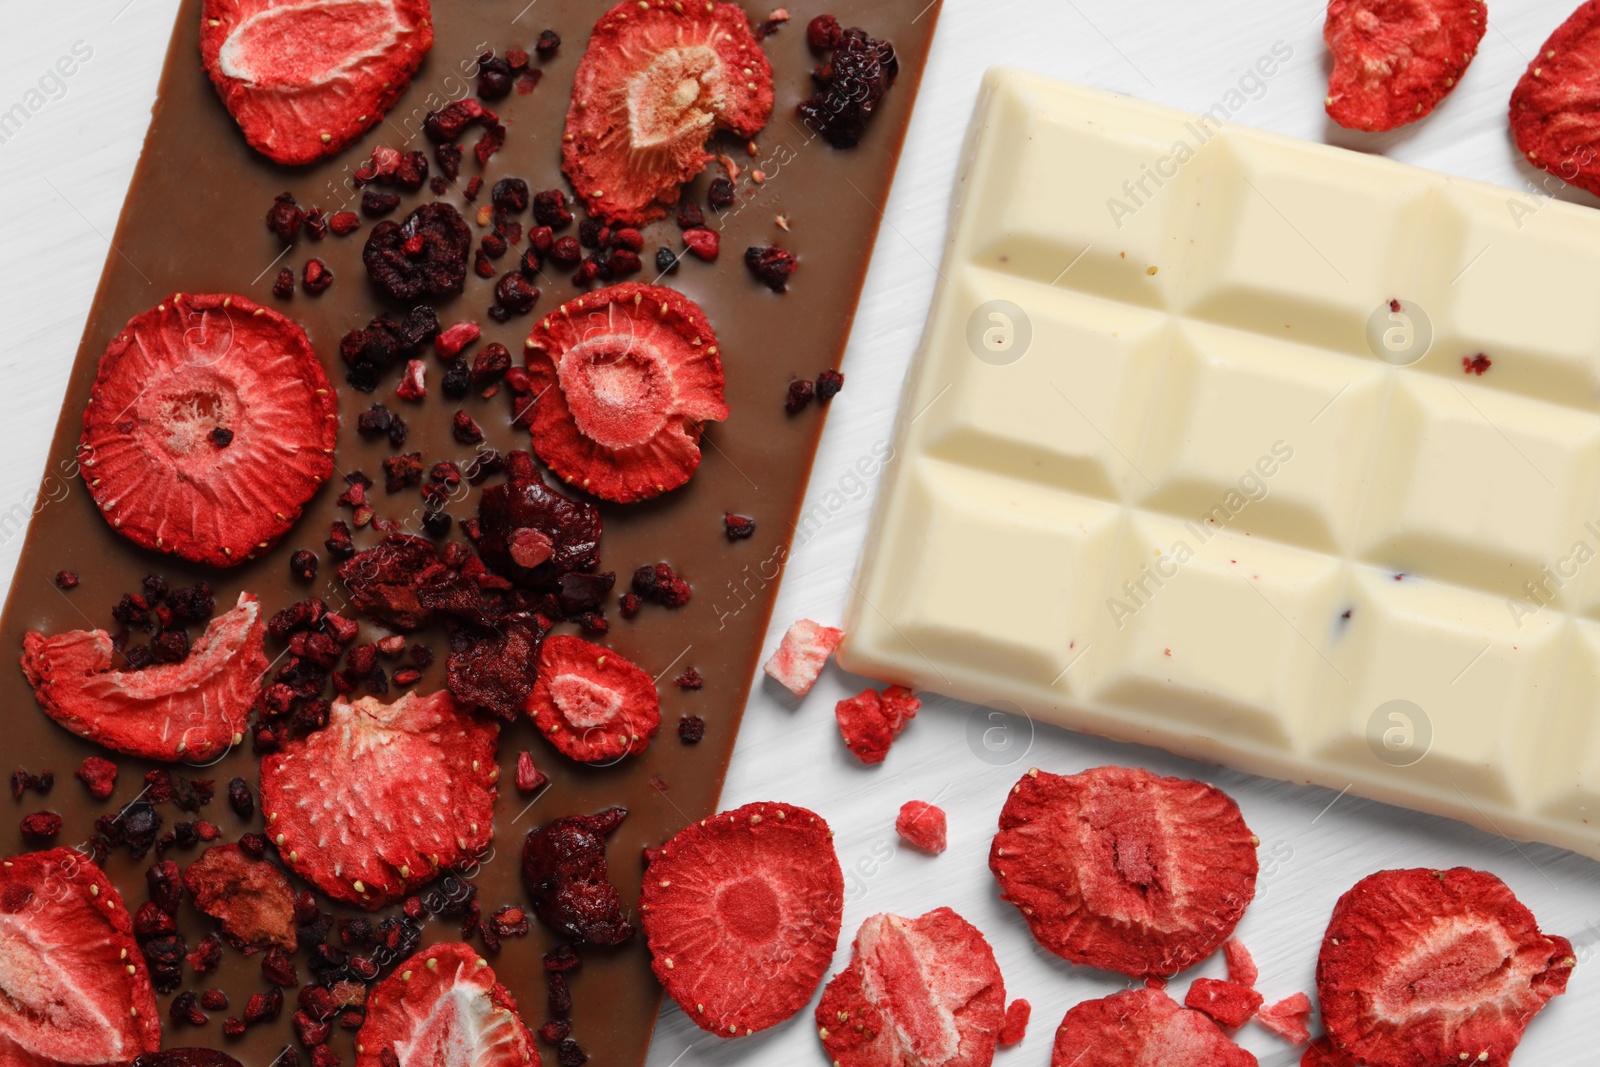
[562,0,774,224]
[259,689,498,909]
[1186,978,1263,1029]
[21,591,266,762]
[200,0,434,165]
[523,283,728,502]
[763,619,844,696]
[641,801,843,1037]
[0,848,160,1067]
[815,907,1006,1067]
[989,766,1258,977]
[1051,988,1257,1067]
[1324,0,1485,131]
[1257,993,1313,1045]
[354,942,537,1067]
[1317,867,1575,1067]
[80,293,338,567]
[1512,1,1600,197]
[527,635,660,763]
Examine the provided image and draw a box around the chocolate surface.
[0,1,939,1064]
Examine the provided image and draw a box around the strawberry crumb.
[723,513,756,541]
[1224,939,1258,988]
[1256,992,1313,1045]
[75,756,117,799]
[678,715,705,743]
[895,800,947,853]
[674,667,704,690]
[763,619,843,696]
[53,570,78,590]
[1463,353,1492,375]
[1000,998,1031,1047]
[515,751,548,793]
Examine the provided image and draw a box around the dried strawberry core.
[628,47,721,147]
[1379,922,1516,1011]
[716,877,781,942]
[220,1,400,89]
[557,340,672,448]
[549,672,623,728]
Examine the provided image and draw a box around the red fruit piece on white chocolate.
[763,618,843,696]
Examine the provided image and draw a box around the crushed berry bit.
[548,971,572,1014]
[482,232,508,259]
[472,342,512,386]
[325,520,355,561]
[303,258,334,295]
[361,190,401,217]
[746,246,798,292]
[807,13,843,49]
[396,359,427,401]
[112,593,152,630]
[436,142,464,183]
[723,513,756,540]
[577,218,604,248]
[303,208,329,241]
[473,248,497,279]
[475,122,507,165]
[20,811,62,841]
[329,210,360,236]
[678,714,706,743]
[227,776,254,818]
[618,592,641,619]
[273,267,295,299]
[187,933,223,976]
[492,177,530,213]
[151,629,190,665]
[557,1037,588,1067]
[429,175,449,196]
[786,378,816,414]
[477,51,514,100]
[707,176,736,210]
[452,411,485,444]
[262,946,298,987]
[356,404,393,436]
[677,200,705,230]
[536,29,561,55]
[816,368,845,401]
[675,668,704,691]
[533,189,573,229]
[655,247,679,274]
[245,987,284,1024]
[208,427,234,449]
[54,570,78,590]
[200,989,228,1011]
[266,192,305,243]
[290,550,319,582]
[632,563,692,607]
[222,1017,246,1039]
[75,756,117,799]
[799,26,899,148]
[1464,353,1492,375]
[606,249,642,277]
[495,272,540,315]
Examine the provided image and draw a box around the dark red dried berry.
[227,777,254,818]
[267,192,305,243]
[816,367,845,401]
[303,259,334,295]
[53,570,79,590]
[536,29,561,55]
[329,211,361,236]
[548,971,573,1014]
[273,268,295,299]
[364,203,472,301]
[75,755,117,799]
[707,177,736,210]
[262,946,299,987]
[495,272,540,315]
[170,990,208,1028]
[188,933,223,974]
[245,988,284,1024]
[452,411,484,444]
[678,715,706,743]
[807,13,843,49]
[135,900,177,939]
[606,249,642,277]
[221,1017,246,1039]
[675,668,704,691]
[238,832,268,858]
[20,811,61,841]
[326,521,355,561]
[746,246,798,292]
[723,513,756,540]
[557,1037,588,1067]
[478,52,514,101]
[303,209,329,241]
[361,190,401,217]
[677,200,705,230]
[548,236,581,266]
[522,810,631,946]
[475,122,507,165]
[786,378,816,414]
[618,592,640,619]
[533,189,573,229]
[799,26,899,148]
[290,550,319,582]
[146,859,182,913]
[200,989,229,1011]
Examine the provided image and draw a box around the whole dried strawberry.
[562,1,774,224]
[363,202,472,301]
[989,766,1258,978]
[522,807,632,945]
[641,801,843,1038]
[1318,868,1574,1067]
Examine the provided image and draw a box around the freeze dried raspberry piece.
[183,844,298,951]
[1051,988,1256,1067]
[200,0,434,165]
[80,293,337,566]
[1186,978,1263,1029]
[1324,0,1484,131]
[562,0,774,225]
[835,686,919,765]
[259,690,498,908]
[1225,938,1258,988]
[354,942,537,1067]
[523,283,729,502]
[989,766,1259,978]
[1512,1,1600,197]
[1317,867,1575,1067]
[363,202,472,301]
[641,801,843,1037]
[1000,999,1030,1047]
[527,635,660,763]
[895,800,946,854]
[763,619,844,696]
[816,907,1005,1067]
[22,591,266,762]
[1257,993,1312,1045]
[0,848,160,1067]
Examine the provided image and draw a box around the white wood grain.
[1,2,1594,1064]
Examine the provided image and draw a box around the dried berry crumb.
[272,267,295,299]
[723,513,756,541]
[303,259,334,295]
[53,570,78,590]
[816,368,845,401]
[452,411,484,444]
[557,1037,588,1066]
[675,667,704,691]
[75,756,117,799]
[677,714,707,744]
[20,810,62,841]
[807,14,842,49]
[708,177,736,210]
[495,272,540,315]
[536,29,561,55]
[683,228,719,260]
[786,378,816,414]
[632,563,691,607]
[746,246,798,292]
[200,988,228,1011]
[362,189,401,217]
[329,210,361,236]
[1463,353,1492,375]
[266,192,304,243]
[209,427,234,449]
[289,550,318,582]
[303,208,329,241]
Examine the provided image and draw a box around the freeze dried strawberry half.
[563,0,774,224]
[641,801,844,1037]
[815,907,1006,1067]
[763,618,844,696]
[80,293,338,567]
[0,848,160,1067]
[1317,867,1575,1067]
[1324,0,1485,131]
[22,591,266,762]
[259,689,498,908]
[355,941,537,1067]
[1051,988,1257,1067]
[183,843,298,951]
[989,766,1258,978]
[524,283,729,502]
[200,0,434,165]
[1512,1,1600,198]
[527,634,660,763]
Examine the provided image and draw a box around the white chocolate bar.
[843,68,1600,860]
